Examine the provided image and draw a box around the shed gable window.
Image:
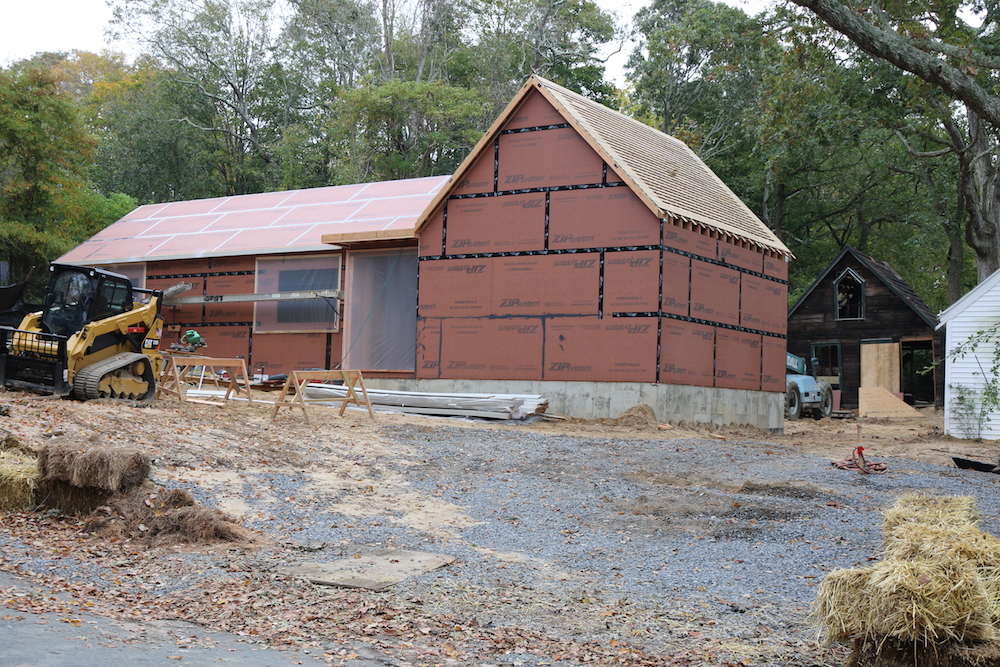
[835,268,865,320]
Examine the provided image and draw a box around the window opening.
[811,342,841,389]
[255,254,341,333]
[834,268,864,320]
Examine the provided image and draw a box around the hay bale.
[0,451,38,510]
[85,487,255,546]
[0,432,35,457]
[883,495,979,534]
[813,567,874,643]
[866,559,996,644]
[36,480,114,514]
[815,559,998,645]
[37,437,150,494]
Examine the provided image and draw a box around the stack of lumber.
[301,384,548,420]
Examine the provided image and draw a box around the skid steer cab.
[0,264,164,400]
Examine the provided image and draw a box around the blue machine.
[785,352,833,420]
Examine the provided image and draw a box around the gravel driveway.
[3,401,1000,666]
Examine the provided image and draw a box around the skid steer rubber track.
[72,352,157,401]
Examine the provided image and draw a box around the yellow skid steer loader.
[0,264,164,400]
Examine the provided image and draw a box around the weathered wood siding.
[787,253,940,409]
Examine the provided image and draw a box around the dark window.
[276,268,339,325]
[834,269,865,320]
[93,277,133,320]
[811,342,841,389]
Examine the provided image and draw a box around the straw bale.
[883,495,979,535]
[816,558,997,645]
[37,437,150,494]
[0,432,35,457]
[85,487,256,546]
[0,451,38,510]
[36,480,113,514]
[813,567,874,642]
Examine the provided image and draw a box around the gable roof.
[412,75,790,257]
[937,266,1000,330]
[59,176,449,266]
[789,246,938,328]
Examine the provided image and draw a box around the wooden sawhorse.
[157,355,254,406]
[271,370,374,422]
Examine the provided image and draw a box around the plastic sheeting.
[255,254,341,333]
[343,249,418,371]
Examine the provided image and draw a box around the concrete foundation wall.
[363,378,785,432]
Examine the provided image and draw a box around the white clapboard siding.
[939,270,1000,439]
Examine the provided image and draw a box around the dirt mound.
[596,404,659,431]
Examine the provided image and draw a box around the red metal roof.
[59,176,450,265]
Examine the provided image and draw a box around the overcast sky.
[0,0,769,82]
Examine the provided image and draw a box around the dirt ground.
[0,393,991,666]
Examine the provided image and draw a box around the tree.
[0,62,137,287]
[326,78,486,183]
[108,0,306,194]
[627,0,764,160]
[790,0,1000,282]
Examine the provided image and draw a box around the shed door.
[860,341,900,394]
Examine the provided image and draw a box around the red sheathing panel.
[418,206,445,257]
[719,243,764,273]
[204,274,255,323]
[761,336,785,393]
[763,254,788,281]
[415,318,442,379]
[498,129,603,189]
[446,195,545,254]
[544,317,656,382]
[715,330,762,390]
[418,258,492,317]
[663,223,717,260]
[493,254,600,316]
[209,256,255,272]
[740,274,787,335]
[660,320,715,387]
[149,259,210,275]
[661,253,690,317]
[607,165,626,183]
[252,332,332,375]
[503,90,565,130]
[149,275,204,326]
[440,319,543,380]
[451,154,495,197]
[195,325,251,361]
[603,251,660,313]
[548,190,659,249]
[690,261,740,326]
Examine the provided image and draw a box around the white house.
[937,269,1000,439]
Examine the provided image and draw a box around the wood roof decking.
[59,176,450,265]
[415,75,790,258]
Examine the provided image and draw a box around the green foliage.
[326,79,486,183]
[0,65,95,224]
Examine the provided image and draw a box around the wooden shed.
[787,246,942,410]
[322,76,792,428]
